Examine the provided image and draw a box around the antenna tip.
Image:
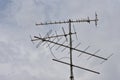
[95,12,98,27]
[35,23,38,26]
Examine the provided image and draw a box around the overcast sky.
[0,0,120,80]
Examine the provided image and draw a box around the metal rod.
[53,59,100,74]
[87,49,101,60]
[78,46,90,57]
[74,42,81,48]
[33,32,76,41]
[56,40,66,50]
[34,36,107,60]
[36,19,98,26]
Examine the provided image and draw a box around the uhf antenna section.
[36,13,98,27]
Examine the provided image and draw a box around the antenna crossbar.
[31,32,76,42]
[33,36,107,60]
[53,59,100,74]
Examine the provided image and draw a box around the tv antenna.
[31,13,113,80]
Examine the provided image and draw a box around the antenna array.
[30,13,113,80]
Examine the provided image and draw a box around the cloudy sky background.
[0,0,120,80]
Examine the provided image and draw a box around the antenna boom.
[34,36,107,60]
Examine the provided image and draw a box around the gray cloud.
[0,0,120,80]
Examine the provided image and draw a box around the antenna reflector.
[87,49,101,60]
[58,57,70,60]
[95,12,98,27]
[47,43,57,59]
[55,31,59,41]
[36,41,42,48]
[50,37,62,49]
[56,40,66,50]
[74,42,81,48]
[46,37,56,48]
[100,53,113,64]
[61,47,67,52]
[73,25,78,40]
[62,27,68,41]
[44,29,53,39]
[30,35,34,45]
[78,46,90,57]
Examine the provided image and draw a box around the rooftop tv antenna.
[31,13,113,80]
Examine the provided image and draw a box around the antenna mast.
[69,19,74,80]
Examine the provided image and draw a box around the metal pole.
[52,59,100,74]
[69,19,74,80]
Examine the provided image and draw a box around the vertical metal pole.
[69,19,74,80]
